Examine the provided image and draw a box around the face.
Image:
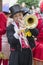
[13,12,23,23]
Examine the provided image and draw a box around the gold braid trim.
[0,52,4,59]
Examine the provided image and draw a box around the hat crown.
[9,4,23,16]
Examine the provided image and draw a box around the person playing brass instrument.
[6,4,39,65]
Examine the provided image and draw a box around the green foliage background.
[18,0,39,8]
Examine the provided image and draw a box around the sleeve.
[30,28,39,37]
[26,28,39,49]
[0,25,6,35]
[6,24,20,46]
[0,12,7,35]
[27,36,35,49]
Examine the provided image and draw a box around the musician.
[32,6,43,64]
[0,12,7,65]
[0,4,12,65]
[7,4,39,65]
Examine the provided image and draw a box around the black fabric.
[27,28,39,49]
[30,28,39,37]
[27,36,35,49]
[9,48,32,65]
[19,48,32,65]
[6,24,21,49]
[9,50,19,65]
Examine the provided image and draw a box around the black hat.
[9,4,24,18]
[21,7,30,15]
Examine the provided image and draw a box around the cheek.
[19,16,23,20]
[14,18,17,21]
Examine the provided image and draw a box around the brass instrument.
[18,14,38,47]
[23,14,38,29]
[18,14,38,37]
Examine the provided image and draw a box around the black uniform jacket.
[6,24,39,50]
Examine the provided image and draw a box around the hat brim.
[3,11,11,14]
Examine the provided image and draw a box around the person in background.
[40,1,43,19]
[21,7,30,15]
[1,3,13,65]
[32,6,43,65]
[2,4,13,26]
[0,12,7,65]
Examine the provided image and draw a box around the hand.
[18,19,26,28]
[34,38,37,40]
